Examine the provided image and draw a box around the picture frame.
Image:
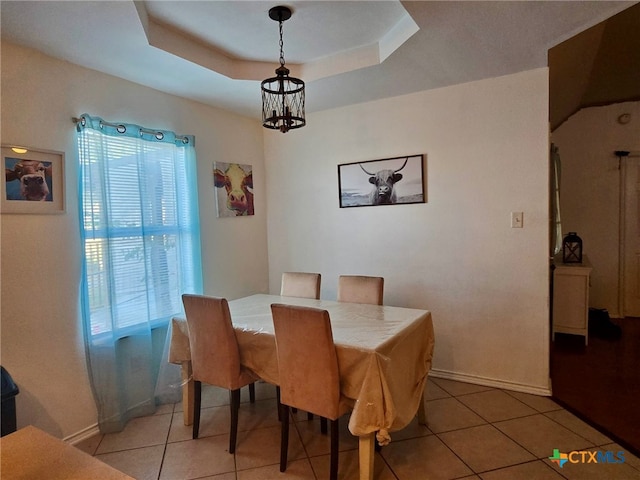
[1,145,66,214]
[338,154,425,208]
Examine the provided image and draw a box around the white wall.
[552,101,640,317]
[1,41,553,440]
[264,68,551,393]
[0,42,268,440]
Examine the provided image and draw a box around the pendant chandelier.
[261,6,306,133]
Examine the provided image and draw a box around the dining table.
[0,426,136,479]
[168,293,435,480]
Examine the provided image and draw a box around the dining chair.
[181,294,259,454]
[337,275,384,305]
[280,272,321,299]
[279,272,322,421]
[271,303,352,480]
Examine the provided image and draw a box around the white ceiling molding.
[135,1,276,81]
[135,0,417,83]
[379,11,420,63]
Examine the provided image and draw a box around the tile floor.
[75,378,640,480]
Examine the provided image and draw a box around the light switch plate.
[511,212,523,228]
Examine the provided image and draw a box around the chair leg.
[229,389,241,454]
[417,390,427,425]
[249,382,256,403]
[320,417,328,434]
[276,386,281,421]
[193,380,202,439]
[330,418,339,480]
[280,404,290,472]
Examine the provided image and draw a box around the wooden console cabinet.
[552,255,592,345]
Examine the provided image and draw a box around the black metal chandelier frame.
[261,6,306,133]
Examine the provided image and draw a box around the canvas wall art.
[338,154,425,208]
[213,162,254,217]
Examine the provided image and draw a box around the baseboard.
[64,423,100,445]
[429,368,552,396]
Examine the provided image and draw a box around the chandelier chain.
[279,18,285,67]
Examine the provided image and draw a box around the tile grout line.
[156,404,175,480]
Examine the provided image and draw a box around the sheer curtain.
[76,114,202,432]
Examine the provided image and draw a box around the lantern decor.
[261,6,306,133]
[562,232,583,263]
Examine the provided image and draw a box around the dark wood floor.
[551,316,640,456]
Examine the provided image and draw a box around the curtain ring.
[155,131,164,140]
[117,125,126,134]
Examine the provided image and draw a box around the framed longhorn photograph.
[338,154,425,208]
[1,145,65,214]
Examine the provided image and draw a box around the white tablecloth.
[169,294,435,443]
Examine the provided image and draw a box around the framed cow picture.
[213,161,254,217]
[1,145,65,214]
[338,154,425,208]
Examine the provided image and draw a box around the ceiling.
[1,1,638,124]
[549,1,640,129]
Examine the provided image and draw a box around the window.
[77,115,202,340]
